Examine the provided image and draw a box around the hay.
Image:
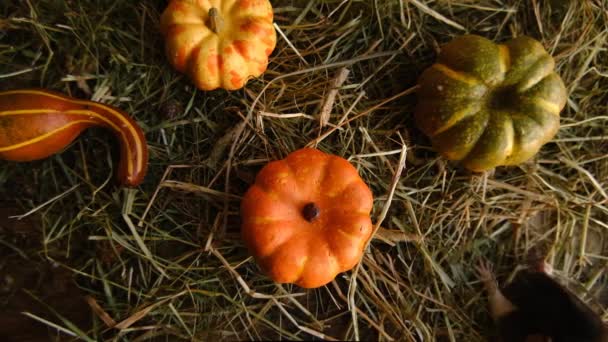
[1,0,607,341]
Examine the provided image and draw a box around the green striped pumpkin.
[415,35,567,172]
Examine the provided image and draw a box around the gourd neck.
[302,203,320,222]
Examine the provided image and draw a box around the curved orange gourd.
[241,148,374,288]
[0,89,148,186]
[160,0,276,91]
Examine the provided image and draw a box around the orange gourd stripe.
[0,119,98,152]
[0,90,145,177]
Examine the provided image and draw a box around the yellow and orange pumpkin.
[160,0,277,91]
[241,148,374,288]
[0,89,148,186]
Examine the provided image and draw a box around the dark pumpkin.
[415,35,567,171]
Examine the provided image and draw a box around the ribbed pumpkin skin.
[160,0,276,91]
[241,148,374,289]
[415,35,567,171]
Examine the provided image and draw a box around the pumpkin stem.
[302,203,320,222]
[208,7,223,34]
[487,86,516,111]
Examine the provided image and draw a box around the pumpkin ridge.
[187,34,218,74]
[325,233,354,269]
[510,107,544,127]
[246,221,297,258]
[241,186,298,220]
[262,237,289,258]
[324,181,373,216]
[519,96,561,116]
[165,22,208,33]
[160,1,203,31]
[313,241,340,279]
[417,67,488,102]
[262,240,309,284]
[498,45,511,75]
[223,0,238,14]
[431,102,483,136]
[432,64,483,87]
[229,1,254,20]
[515,55,554,92]
[246,215,286,225]
[317,154,334,194]
[254,173,303,205]
[320,158,360,198]
[227,40,251,65]
[330,178,362,200]
[335,222,367,240]
[167,26,208,71]
[231,0,273,20]
[326,211,372,241]
[282,153,312,195]
[294,254,309,285]
[505,113,546,165]
[281,156,297,177]
[238,12,273,22]
[227,0,239,17]
[214,37,226,86]
[327,252,339,277]
[324,196,371,217]
[251,178,274,196]
[504,115,515,161]
[449,110,491,161]
[219,39,248,89]
[463,114,515,170]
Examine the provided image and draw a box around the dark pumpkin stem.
[208,7,223,34]
[302,203,320,222]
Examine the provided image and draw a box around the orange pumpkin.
[241,148,374,288]
[160,0,276,91]
[0,89,148,186]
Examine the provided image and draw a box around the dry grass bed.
[1,0,607,341]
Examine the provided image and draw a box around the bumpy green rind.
[437,35,505,86]
[415,34,567,172]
